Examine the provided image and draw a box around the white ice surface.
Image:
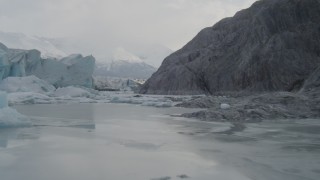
[0,91,31,128]
[0,75,191,108]
[0,76,55,94]
[0,107,31,128]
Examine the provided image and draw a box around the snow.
[94,60,156,79]
[113,47,143,63]
[94,47,156,79]
[127,43,173,68]
[0,31,67,59]
[0,76,55,94]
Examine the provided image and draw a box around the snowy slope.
[94,47,157,79]
[127,44,173,68]
[112,47,143,63]
[0,31,67,58]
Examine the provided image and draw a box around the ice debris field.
[0,76,195,128]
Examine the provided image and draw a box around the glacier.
[0,42,95,88]
[0,41,187,109]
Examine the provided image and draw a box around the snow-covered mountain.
[126,44,173,68]
[0,31,67,58]
[94,47,157,79]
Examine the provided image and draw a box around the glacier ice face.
[0,42,95,88]
[30,54,95,88]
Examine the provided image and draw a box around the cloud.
[0,0,256,50]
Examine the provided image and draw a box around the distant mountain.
[126,44,173,68]
[0,31,169,79]
[0,31,67,58]
[141,0,320,95]
[94,48,157,79]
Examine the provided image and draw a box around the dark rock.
[140,0,320,95]
[180,92,319,122]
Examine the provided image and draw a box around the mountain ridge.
[140,0,320,95]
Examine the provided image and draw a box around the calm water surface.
[0,103,319,180]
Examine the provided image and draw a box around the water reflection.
[0,128,40,148]
[15,104,96,130]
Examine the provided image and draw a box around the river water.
[0,103,319,180]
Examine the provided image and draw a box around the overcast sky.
[0,0,256,50]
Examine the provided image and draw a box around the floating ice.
[0,107,31,128]
[0,91,31,128]
[220,103,231,109]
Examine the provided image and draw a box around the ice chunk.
[0,76,55,93]
[0,107,31,128]
[220,103,231,109]
[141,101,173,108]
[0,91,31,128]
[7,92,54,105]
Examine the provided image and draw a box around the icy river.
[0,103,320,180]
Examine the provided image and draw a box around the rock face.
[178,92,320,122]
[0,43,95,88]
[141,0,320,95]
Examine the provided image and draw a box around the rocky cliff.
[140,0,320,95]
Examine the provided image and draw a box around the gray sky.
[0,0,256,50]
